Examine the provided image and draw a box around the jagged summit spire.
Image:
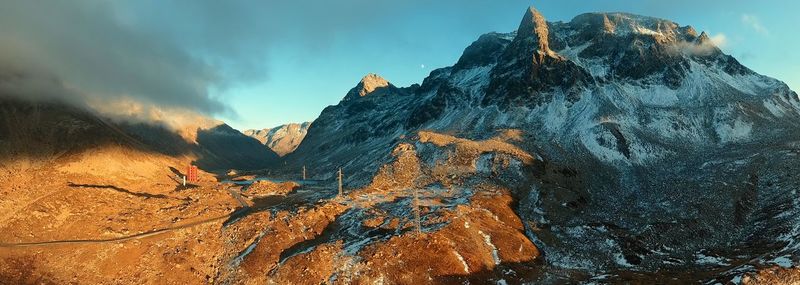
[693,31,722,55]
[517,6,551,53]
[697,31,711,43]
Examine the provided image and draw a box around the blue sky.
[1,1,797,131]
[218,0,800,130]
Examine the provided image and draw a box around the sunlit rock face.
[342,73,398,101]
[244,122,311,156]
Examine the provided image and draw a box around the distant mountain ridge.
[0,96,279,174]
[244,122,310,156]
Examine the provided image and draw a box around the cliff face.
[244,122,311,156]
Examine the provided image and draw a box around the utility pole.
[302,165,306,180]
[338,167,343,197]
[413,188,421,234]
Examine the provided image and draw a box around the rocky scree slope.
[286,6,800,282]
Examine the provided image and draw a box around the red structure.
[187,165,199,183]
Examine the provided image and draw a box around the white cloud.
[741,14,769,35]
[710,33,728,48]
[670,32,727,56]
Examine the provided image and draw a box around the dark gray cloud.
[0,0,417,117]
[0,1,227,115]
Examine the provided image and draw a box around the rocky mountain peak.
[483,6,592,107]
[516,6,551,54]
[697,31,711,43]
[359,73,390,94]
[342,73,394,101]
[685,26,699,37]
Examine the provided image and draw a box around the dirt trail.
[0,185,251,248]
[227,187,250,208]
[0,211,238,248]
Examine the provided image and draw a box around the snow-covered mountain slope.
[244,122,310,156]
[290,7,800,182]
[285,6,800,282]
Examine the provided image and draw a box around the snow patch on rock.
[715,119,753,144]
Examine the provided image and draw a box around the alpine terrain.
[1,5,799,285]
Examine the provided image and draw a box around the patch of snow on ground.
[545,251,597,270]
[583,58,611,78]
[710,67,776,96]
[453,250,470,273]
[763,99,786,117]
[539,95,572,133]
[715,119,753,143]
[558,43,612,78]
[777,213,800,251]
[580,129,629,163]
[628,135,674,164]
[450,65,493,99]
[479,230,501,265]
[694,252,731,266]
[770,255,793,268]
[634,25,661,36]
[558,42,591,60]
[619,82,679,107]
[596,238,632,267]
[564,226,587,237]
[604,239,634,267]
[582,274,613,285]
[613,252,634,268]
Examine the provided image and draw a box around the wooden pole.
[413,188,421,234]
[338,168,343,197]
